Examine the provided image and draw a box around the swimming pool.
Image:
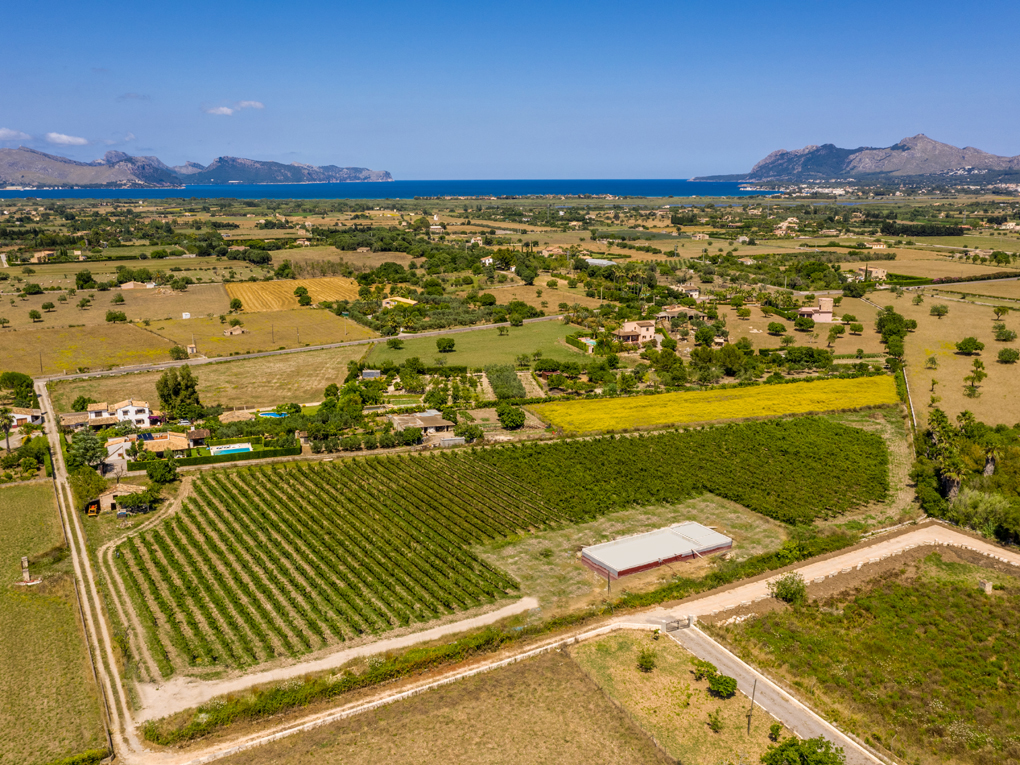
[209,443,253,456]
[259,412,287,418]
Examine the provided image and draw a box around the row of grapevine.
[118,417,887,676]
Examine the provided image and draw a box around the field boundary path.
[38,314,565,384]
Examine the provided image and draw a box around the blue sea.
[0,179,771,201]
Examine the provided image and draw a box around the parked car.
[178,419,190,426]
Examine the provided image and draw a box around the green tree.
[708,673,738,698]
[105,310,127,323]
[794,316,815,332]
[75,270,97,290]
[155,366,202,419]
[999,348,1020,364]
[0,317,8,328]
[767,322,786,336]
[930,304,949,319]
[229,298,243,312]
[848,323,864,335]
[637,647,656,673]
[386,338,404,350]
[994,305,1010,320]
[826,325,845,347]
[695,325,716,346]
[168,345,189,360]
[496,403,526,429]
[41,301,55,312]
[436,337,456,353]
[146,457,178,484]
[71,396,97,412]
[760,737,845,765]
[67,429,105,470]
[964,358,988,395]
[955,337,985,355]
[28,309,42,322]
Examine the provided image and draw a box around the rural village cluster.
[3,185,1020,765]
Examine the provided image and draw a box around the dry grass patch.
[144,308,374,357]
[1,323,174,375]
[49,344,372,410]
[0,484,107,765]
[935,278,1020,303]
[571,631,783,764]
[477,495,787,610]
[870,291,1020,426]
[215,651,668,765]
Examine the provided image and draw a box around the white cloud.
[204,100,265,116]
[0,128,31,141]
[45,132,89,146]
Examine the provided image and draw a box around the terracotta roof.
[11,407,42,416]
[141,434,189,452]
[89,416,120,426]
[186,429,211,441]
[87,402,109,412]
[60,413,89,426]
[112,399,149,410]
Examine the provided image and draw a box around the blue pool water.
[259,412,287,418]
[209,443,254,456]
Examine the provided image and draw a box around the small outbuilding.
[581,522,732,580]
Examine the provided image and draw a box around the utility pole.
[746,678,757,734]
[297,327,301,344]
[39,351,43,374]
[271,323,274,343]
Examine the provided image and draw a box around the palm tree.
[0,407,12,452]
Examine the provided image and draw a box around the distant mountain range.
[0,147,392,188]
[695,135,1020,183]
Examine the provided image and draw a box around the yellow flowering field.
[531,376,899,434]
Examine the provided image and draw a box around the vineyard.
[115,417,888,676]
[530,376,900,433]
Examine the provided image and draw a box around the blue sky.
[2,0,1018,179]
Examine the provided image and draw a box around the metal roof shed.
[581,522,732,580]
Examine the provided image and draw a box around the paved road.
[37,314,565,384]
[668,627,882,764]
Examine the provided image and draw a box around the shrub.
[955,336,985,355]
[387,338,404,350]
[769,722,783,741]
[146,458,178,484]
[485,364,526,399]
[693,659,717,681]
[169,345,189,360]
[999,348,1020,364]
[761,738,845,765]
[708,673,737,698]
[707,709,723,732]
[637,647,657,673]
[496,403,525,430]
[436,337,455,353]
[769,572,807,605]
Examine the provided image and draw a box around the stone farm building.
[798,297,835,323]
[613,320,656,346]
[389,409,454,435]
[86,399,156,428]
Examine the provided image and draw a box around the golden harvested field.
[933,278,1020,303]
[0,323,174,375]
[867,258,1017,280]
[869,291,1020,426]
[48,343,372,410]
[0,258,264,290]
[571,631,782,764]
[225,277,360,311]
[0,283,231,329]
[284,245,415,272]
[143,307,375,357]
[218,652,668,765]
[531,376,899,434]
[0,483,107,764]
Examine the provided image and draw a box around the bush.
[998,348,1019,364]
[168,345,188,360]
[637,647,656,673]
[769,722,783,741]
[761,738,845,765]
[693,659,717,681]
[708,673,737,698]
[485,364,526,399]
[496,403,525,430]
[769,572,807,605]
[436,337,455,353]
[387,338,404,350]
[707,709,723,733]
[146,458,178,484]
[955,336,985,355]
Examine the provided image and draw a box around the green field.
[366,320,586,368]
[0,484,107,764]
[719,552,1020,765]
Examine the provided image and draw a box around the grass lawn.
[49,343,372,411]
[716,552,1020,765]
[476,494,788,611]
[531,376,899,434]
[366,320,587,369]
[0,323,175,376]
[0,484,107,765]
[570,631,783,764]
[215,651,668,765]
